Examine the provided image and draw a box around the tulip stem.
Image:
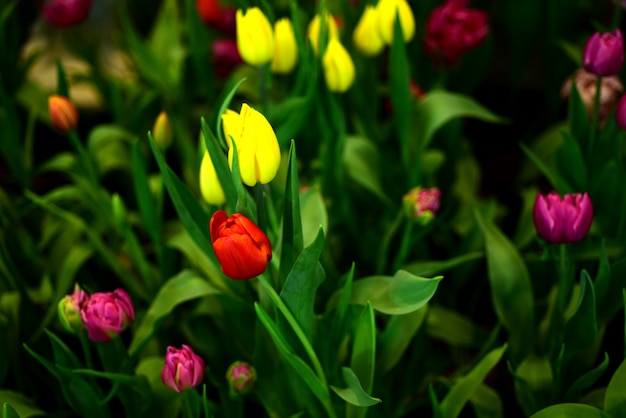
[256,275,327,387]
[546,244,572,356]
[588,76,602,155]
[79,331,94,370]
[376,209,405,274]
[67,130,99,186]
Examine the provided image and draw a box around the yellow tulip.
[376,0,415,44]
[322,38,355,93]
[271,18,298,74]
[353,6,384,56]
[152,111,172,149]
[200,148,226,205]
[236,7,274,66]
[307,12,339,54]
[222,104,281,186]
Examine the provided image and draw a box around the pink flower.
[80,289,135,342]
[533,192,594,244]
[226,361,256,395]
[42,0,93,27]
[161,345,205,392]
[212,39,243,78]
[403,187,441,224]
[425,0,489,67]
[58,284,89,333]
[583,29,624,77]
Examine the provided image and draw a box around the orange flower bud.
[48,94,78,133]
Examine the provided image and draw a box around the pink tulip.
[226,361,256,395]
[583,29,624,77]
[533,192,593,244]
[80,289,135,342]
[42,0,93,27]
[161,345,205,392]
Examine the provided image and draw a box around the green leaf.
[513,355,554,415]
[2,402,19,418]
[280,228,325,341]
[148,0,185,86]
[200,118,238,210]
[378,305,427,373]
[519,142,566,192]
[334,264,355,331]
[44,329,83,370]
[475,208,534,361]
[567,81,590,149]
[148,132,214,260]
[529,404,609,418]
[604,358,626,417]
[553,131,587,193]
[279,141,304,280]
[597,257,626,325]
[129,270,222,357]
[426,305,488,348]
[86,125,134,175]
[404,252,484,277]
[132,140,159,237]
[470,384,503,418]
[350,303,376,394]
[339,270,441,315]
[0,391,44,418]
[417,90,506,151]
[212,78,248,147]
[136,356,179,418]
[300,184,327,249]
[564,353,609,402]
[440,344,508,418]
[330,367,381,408]
[55,58,68,97]
[562,271,597,353]
[343,136,393,205]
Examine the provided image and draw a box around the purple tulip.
[161,345,205,392]
[533,192,594,244]
[583,29,624,77]
[42,0,93,27]
[80,289,135,342]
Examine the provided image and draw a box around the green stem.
[588,76,602,155]
[392,221,415,272]
[256,275,327,386]
[181,389,197,418]
[613,1,623,29]
[67,130,99,186]
[79,331,94,370]
[546,244,572,357]
[376,209,405,274]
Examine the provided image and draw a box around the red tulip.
[210,210,272,280]
[196,0,236,35]
[425,0,489,67]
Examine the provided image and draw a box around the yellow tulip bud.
[236,7,274,66]
[152,111,172,149]
[322,39,355,93]
[200,148,226,205]
[376,0,415,44]
[271,18,298,74]
[222,104,281,186]
[307,12,339,55]
[353,6,384,56]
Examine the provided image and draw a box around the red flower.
[425,0,489,67]
[196,0,236,35]
[210,210,272,280]
[42,0,93,27]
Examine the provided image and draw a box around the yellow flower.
[307,12,339,54]
[200,147,226,205]
[221,104,281,186]
[322,38,355,93]
[353,6,384,56]
[236,7,274,66]
[376,0,415,45]
[152,111,172,149]
[271,18,298,74]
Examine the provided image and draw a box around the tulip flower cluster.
[58,286,135,342]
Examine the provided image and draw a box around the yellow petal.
[323,39,355,93]
[271,18,298,74]
[236,7,275,66]
[200,150,226,205]
[377,0,415,45]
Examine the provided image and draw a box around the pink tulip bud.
[161,345,205,392]
[58,284,89,333]
[226,361,256,395]
[80,289,135,342]
[616,93,626,130]
[42,0,93,27]
[402,187,441,225]
[583,29,624,77]
[533,192,593,244]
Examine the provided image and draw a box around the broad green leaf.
[604,358,626,417]
[343,136,393,205]
[2,402,19,418]
[475,208,534,361]
[333,263,355,332]
[0,392,43,418]
[562,271,597,353]
[564,353,609,402]
[254,303,335,417]
[148,132,214,260]
[427,305,488,348]
[280,228,325,340]
[148,0,185,85]
[45,329,83,370]
[378,305,427,373]
[404,252,484,277]
[129,270,222,357]
[300,185,327,249]
[280,141,304,280]
[342,270,441,315]
[529,404,609,418]
[440,344,507,418]
[330,367,381,408]
[470,384,503,418]
[553,131,587,193]
[417,90,505,151]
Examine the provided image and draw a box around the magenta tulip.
[583,29,624,77]
[42,0,93,27]
[533,192,593,244]
[80,289,135,342]
[162,345,205,392]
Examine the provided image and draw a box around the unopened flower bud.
[152,111,173,149]
[58,284,88,333]
[226,361,256,395]
[48,94,78,133]
[402,187,441,224]
[162,345,205,392]
[583,29,624,77]
[533,192,593,244]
